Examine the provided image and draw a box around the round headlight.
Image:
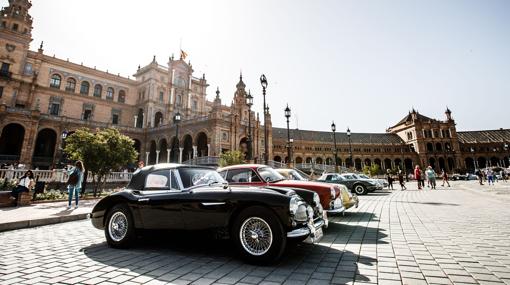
[289,196,299,215]
[313,192,321,206]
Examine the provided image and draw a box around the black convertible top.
[127,164,214,190]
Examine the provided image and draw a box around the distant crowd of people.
[475,168,508,185]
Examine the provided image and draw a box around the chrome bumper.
[326,197,345,213]
[287,219,325,238]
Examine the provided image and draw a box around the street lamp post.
[58,129,68,168]
[401,142,406,175]
[347,127,353,169]
[260,74,268,165]
[246,92,253,161]
[173,112,181,163]
[331,121,339,173]
[285,105,292,167]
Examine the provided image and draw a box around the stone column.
[134,115,138,128]
[192,145,198,158]
[155,150,160,164]
[179,147,184,163]
[207,144,211,156]
[145,152,149,165]
[166,149,171,163]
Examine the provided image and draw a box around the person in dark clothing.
[398,170,406,190]
[386,169,394,190]
[10,170,35,201]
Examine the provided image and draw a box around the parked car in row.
[357,173,388,188]
[90,164,325,263]
[316,172,380,195]
[217,164,345,214]
[276,168,358,211]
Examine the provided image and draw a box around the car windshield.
[289,170,308,181]
[357,174,369,179]
[178,168,227,189]
[258,167,285,182]
[332,175,345,181]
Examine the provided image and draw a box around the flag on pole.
[180,49,188,60]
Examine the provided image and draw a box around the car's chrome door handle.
[138,198,150,202]
[201,202,226,206]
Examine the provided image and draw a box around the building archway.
[374,158,382,168]
[490,156,499,167]
[239,137,248,159]
[316,157,323,164]
[447,157,455,171]
[148,141,157,165]
[364,158,371,167]
[170,137,179,162]
[274,156,282,163]
[354,158,362,171]
[32,128,57,168]
[438,157,446,171]
[404,158,413,172]
[196,132,208,157]
[395,158,402,170]
[436,143,443,152]
[477,157,487,168]
[325,157,333,165]
[295,157,303,164]
[383,158,392,170]
[465,157,475,170]
[428,157,436,169]
[133,139,141,161]
[154,112,163,127]
[136,108,144,128]
[182,135,193,162]
[427,143,433,152]
[305,157,312,164]
[159,139,168,163]
[0,123,25,162]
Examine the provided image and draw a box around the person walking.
[66,161,84,209]
[10,170,35,202]
[487,168,494,185]
[386,169,394,190]
[414,165,422,190]
[426,166,437,189]
[476,169,484,185]
[441,169,450,187]
[398,170,406,190]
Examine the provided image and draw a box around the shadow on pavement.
[405,201,459,206]
[81,228,379,284]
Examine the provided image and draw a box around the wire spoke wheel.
[240,217,273,256]
[108,212,128,242]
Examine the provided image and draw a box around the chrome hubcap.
[240,217,273,256]
[108,212,128,242]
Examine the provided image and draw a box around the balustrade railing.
[0,169,132,184]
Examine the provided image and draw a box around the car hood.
[274,180,332,190]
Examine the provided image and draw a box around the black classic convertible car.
[90,164,325,263]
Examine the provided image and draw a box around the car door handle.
[138,198,150,202]
[201,202,226,206]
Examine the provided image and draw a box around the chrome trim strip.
[287,219,324,238]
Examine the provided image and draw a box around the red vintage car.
[217,164,344,214]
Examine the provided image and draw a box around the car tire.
[232,206,286,264]
[353,184,367,195]
[105,204,136,249]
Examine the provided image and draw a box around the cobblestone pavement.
[1,184,510,285]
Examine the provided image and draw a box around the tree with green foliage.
[363,164,381,177]
[219,150,245,167]
[64,128,138,196]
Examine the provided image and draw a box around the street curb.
[0,213,89,232]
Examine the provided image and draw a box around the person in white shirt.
[10,170,35,201]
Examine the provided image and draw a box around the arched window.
[65,78,76,92]
[50,74,61,89]
[176,94,182,106]
[93,84,102,98]
[118,90,126,103]
[80,81,90,95]
[106,87,114,100]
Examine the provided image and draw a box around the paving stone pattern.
[1,186,510,285]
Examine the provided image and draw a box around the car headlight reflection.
[313,192,321,207]
[330,187,336,199]
[289,196,299,215]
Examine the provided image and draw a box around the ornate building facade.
[0,0,508,172]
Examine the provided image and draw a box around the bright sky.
[7,0,510,133]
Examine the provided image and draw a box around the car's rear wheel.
[105,204,135,248]
[353,184,367,195]
[232,206,286,264]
